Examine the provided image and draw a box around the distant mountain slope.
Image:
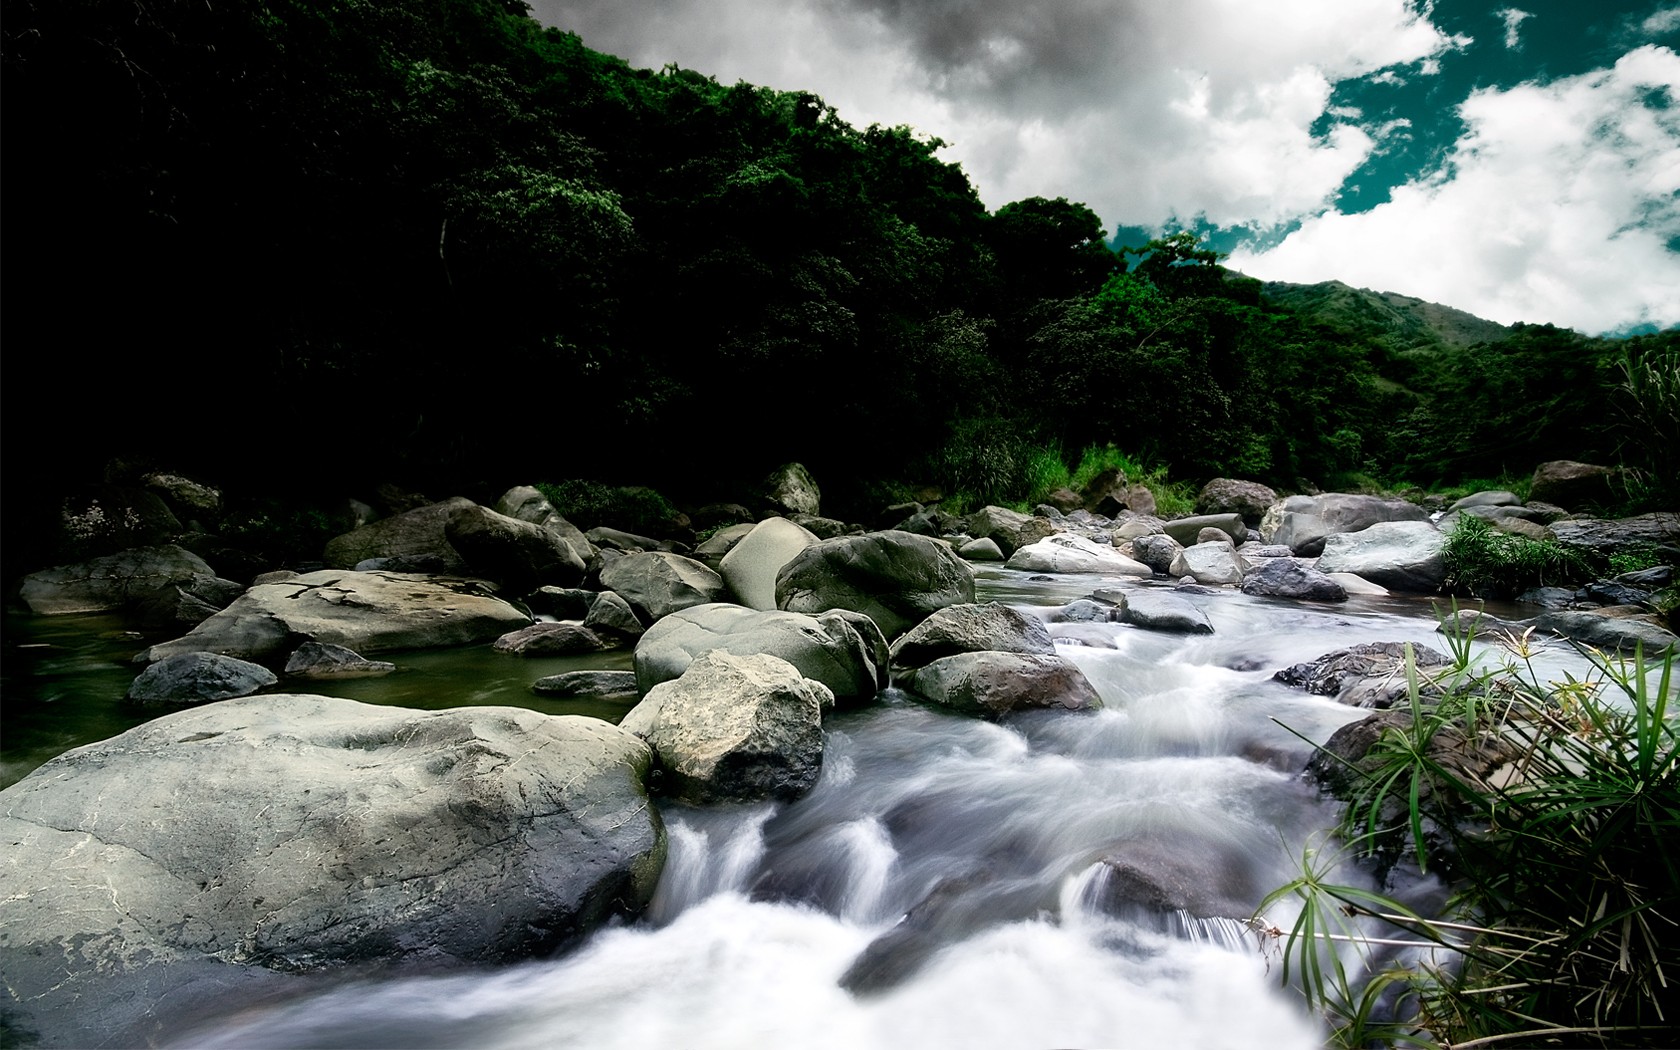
[1259,279,1512,351]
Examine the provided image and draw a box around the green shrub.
[1258,639,1680,1048]
[535,479,679,536]
[1441,514,1594,597]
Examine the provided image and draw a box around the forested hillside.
[3,0,1674,517]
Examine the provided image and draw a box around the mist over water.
[169,576,1512,1050]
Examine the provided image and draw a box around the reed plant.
[1256,625,1679,1048]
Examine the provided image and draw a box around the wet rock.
[1316,521,1447,593]
[888,602,1056,673]
[283,641,396,680]
[1130,533,1184,575]
[1057,598,1122,623]
[126,652,278,703]
[1241,559,1347,602]
[20,545,216,615]
[532,670,640,702]
[323,497,473,573]
[958,537,1005,561]
[494,622,616,656]
[598,552,729,625]
[134,573,248,630]
[1006,534,1151,577]
[1087,835,1255,921]
[1121,591,1213,634]
[900,651,1102,717]
[635,603,885,704]
[777,530,975,640]
[1273,641,1452,708]
[1533,609,1678,654]
[719,518,820,611]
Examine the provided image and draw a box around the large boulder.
[322,497,474,572]
[18,545,215,615]
[1447,490,1522,512]
[493,622,616,656]
[492,486,596,568]
[1121,590,1213,634]
[633,603,886,704]
[126,652,278,703]
[1161,514,1247,547]
[1195,479,1279,527]
[776,531,975,640]
[1532,609,1678,654]
[1528,460,1618,511]
[598,552,729,625]
[1547,514,1680,561]
[444,504,586,591]
[1168,542,1245,587]
[887,602,1055,673]
[140,570,531,664]
[1241,559,1348,602]
[1316,520,1447,593]
[965,505,1056,557]
[1273,641,1453,708]
[762,463,822,517]
[133,573,248,631]
[0,697,665,1047]
[621,651,829,804]
[1130,533,1184,576]
[719,518,820,611]
[1267,494,1431,557]
[1006,534,1152,577]
[899,651,1102,718]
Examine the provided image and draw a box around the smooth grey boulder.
[965,506,1056,557]
[1317,520,1447,593]
[692,523,757,569]
[1194,479,1278,527]
[283,641,397,679]
[587,526,672,553]
[1448,490,1522,511]
[1129,533,1184,575]
[720,518,820,611]
[1268,494,1431,557]
[763,462,822,517]
[888,602,1056,673]
[1121,590,1213,634]
[140,570,531,664]
[126,652,278,703]
[1168,542,1245,587]
[624,651,829,804]
[1326,572,1390,596]
[19,545,216,615]
[1006,534,1152,577]
[493,485,596,568]
[1528,460,1618,510]
[1533,609,1678,653]
[532,670,641,702]
[958,537,1005,561]
[1241,559,1348,602]
[1273,641,1452,708]
[1161,514,1247,547]
[776,530,975,640]
[1057,598,1122,623]
[899,651,1102,718]
[583,589,645,638]
[0,697,665,1046]
[493,622,615,656]
[444,504,586,590]
[633,603,886,704]
[323,497,473,573]
[599,552,729,625]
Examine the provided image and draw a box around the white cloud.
[1230,46,1680,334]
[533,0,1461,227]
[1498,7,1533,50]
[1643,6,1680,37]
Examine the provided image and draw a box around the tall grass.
[1441,514,1595,598]
[1256,628,1680,1048]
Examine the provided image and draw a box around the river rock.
[0,697,665,1046]
[50,486,182,561]
[719,518,820,611]
[1532,609,1678,654]
[899,651,1102,717]
[532,670,641,702]
[494,622,615,656]
[133,573,248,630]
[283,641,396,679]
[966,506,1056,557]
[587,526,672,553]
[492,486,596,567]
[625,651,829,804]
[1268,494,1431,557]
[1273,641,1453,708]
[1130,533,1184,575]
[888,602,1056,673]
[1121,591,1213,634]
[1161,514,1247,547]
[126,652,278,703]
[1528,460,1618,510]
[1195,479,1278,526]
[19,544,216,615]
[1168,542,1245,587]
[323,497,473,573]
[633,603,885,704]
[1241,559,1348,602]
[1056,598,1122,623]
[444,504,587,591]
[583,589,645,638]
[692,523,757,568]
[140,570,531,664]
[1006,534,1152,577]
[1447,490,1522,512]
[598,552,729,625]
[1547,514,1680,561]
[1308,707,1522,805]
[528,586,597,620]
[763,463,821,517]
[775,530,975,640]
[1316,521,1447,593]
[1088,834,1255,921]
[142,472,223,522]
[958,537,1005,561]
[1326,572,1390,596]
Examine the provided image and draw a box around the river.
[2,569,1593,1048]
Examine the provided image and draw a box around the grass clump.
[1257,631,1680,1049]
[1441,514,1594,598]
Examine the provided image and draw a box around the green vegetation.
[1440,515,1596,598]
[534,480,680,535]
[1258,637,1680,1048]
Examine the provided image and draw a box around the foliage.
[1257,636,1680,1048]
[1613,335,1680,511]
[534,479,678,536]
[1441,514,1595,598]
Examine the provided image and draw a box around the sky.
[531,0,1680,335]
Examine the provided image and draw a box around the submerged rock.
[126,652,278,703]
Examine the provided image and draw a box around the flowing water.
[2,571,1621,1048]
